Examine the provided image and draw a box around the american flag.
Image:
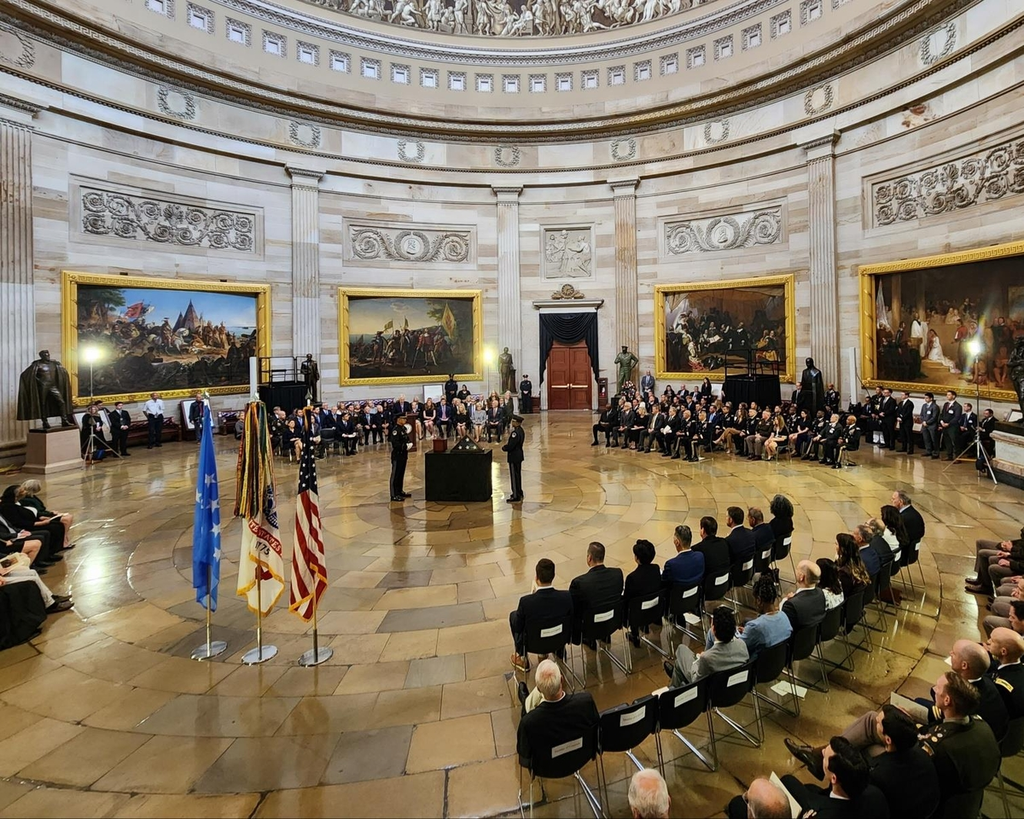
[289,411,327,620]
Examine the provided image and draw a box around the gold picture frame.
[338,287,483,386]
[655,274,796,383]
[62,271,270,406]
[859,240,1024,403]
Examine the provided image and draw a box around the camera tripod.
[83,428,121,466]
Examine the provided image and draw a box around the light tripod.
[942,347,996,485]
[82,417,121,466]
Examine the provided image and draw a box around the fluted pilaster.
[493,186,523,386]
[803,134,841,388]
[611,178,640,357]
[0,99,39,457]
[287,167,324,361]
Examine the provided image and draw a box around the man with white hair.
[781,560,826,631]
[516,659,599,769]
[726,777,791,819]
[628,769,670,819]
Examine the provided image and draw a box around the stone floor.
[1,410,1023,818]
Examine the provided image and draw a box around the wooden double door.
[546,340,593,410]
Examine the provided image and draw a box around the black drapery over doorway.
[538,312,600,385]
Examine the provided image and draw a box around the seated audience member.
[738,573,792,660]
[786,670,1001,815]
[918,640,1008,740]
[781,737,890,819]
[726,777,791,819]
[987,627,1024,719]
[749,507,774,560]
[802,410,829,461]
[865,517,895,573]
[831,415,860,468]
[0,579,48,649]
[509,558,574,673]
[665,605,748,688]
[782,561,826,631]
[725,506,756,564]
[516,659,599,768]
[0,553,72,613]
[817,413,844,466]
[892,489,925,547]
[0,514,50,569]
[853,524,881,579]
[16,480,74,549]
[984,588,1024,637]
[0,487,67,554]
[834,533,870,598]
[281,418,301,457]
[623,539,661,645]
[628,769,671,819]
[768,494,795,542]
[568,542,624,645]
[662,525,704,588]
[816,558,845,611]
[693,516,731,580]
[867,705,940,819]
[966,525,1024,597]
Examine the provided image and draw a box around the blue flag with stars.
[192,404,222,611]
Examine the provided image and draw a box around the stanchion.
[241,565,278,664]
[191,566,227,661]
[298,592,332,667]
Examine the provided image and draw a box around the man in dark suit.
[919,392,940,457]
[444,374,458,406]
[896,391,915,454]
[725,506,755,564]
[782,560,826,631]
[509,558,573,672]
[642,406,664,453]
[853,524,881,579]
[663,524,705,587]
[867,705,940,819]
[189,394,206,443]
[693,516,731,580]
[959,402,978,461]
[517,660,599,770]
[939,389,963,461]
[781,737,890,819]
[616,403,635,450]
[108,401,131,457]
[748,507,774,565]
[658,406,681,457]
[519,375,533,414]
[502,414,525,503]
[568,542,624,645]
[878,388,897,450]
[987,627,1024,719]
[623,539,661,646]
[820,413,843,465]
[892,490,925,548]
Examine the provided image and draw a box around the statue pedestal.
[992,428,1024,490]
[23,428,82,474]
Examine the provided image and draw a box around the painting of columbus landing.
[339,288,482,386]
[63,272,270,405]
[860,241,1024,403]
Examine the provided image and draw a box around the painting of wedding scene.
[861,241,1024,402]
[654,276,796,383]
[339,288,482,386]
[64,273,269,404]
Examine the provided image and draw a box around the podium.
[424,450,492,502]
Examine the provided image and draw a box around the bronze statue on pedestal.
[17,350,74,429]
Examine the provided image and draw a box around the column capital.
[492,185,523,203]
[610,177,640,196]
[286,166,326,187]
[0,93,42,128]
[800,131,841,161]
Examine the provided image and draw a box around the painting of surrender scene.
[64,273,268,404]
[340,288,482,385]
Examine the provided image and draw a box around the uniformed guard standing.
[502,414,525,503]
[519,375,533,414]
[390,413,412,502]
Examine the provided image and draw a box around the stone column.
[611,178,640,356]
[493,186,523,391]
[0,97,39,459]
[287,167,324,362]
[802,133,841,388]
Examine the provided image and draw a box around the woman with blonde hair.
[15,481,74,550]
[763,414,788,461]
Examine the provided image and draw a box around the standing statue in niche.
[613,345,638,395]
[1008,336,1024,422]
[300,354,320,404]
[17,350,74,430]
[797,357,826,416]
[498,347,516,394]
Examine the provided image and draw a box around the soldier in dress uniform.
[389,413,412,502]
[519,374,533,414]
[988,627,1024,719]
[502,414,525,503]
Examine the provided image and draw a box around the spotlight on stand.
[966,338,982,358]
[81,345,103,400]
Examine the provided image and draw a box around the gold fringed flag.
[441,303,457,340]
[234,402,285,615]
[289,409,327,621]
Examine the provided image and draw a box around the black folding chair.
[317,427,336,458]
[518,722,602,819]
[991,716,1024,818]
[784,625,823,713]
[897,540,937,616]
[577,601,630,681]
[866,570,890,632]
[705,661,759,769]
[773,532,798,586]
[597,697,657,804]
[750,641,793,735]
[702,569,731,618]
[726,555,755,610]
[519,613,578,690]
[666,582,704,645]
[626,592,667,659]
[654,677,712,772]
[812,606,842,693]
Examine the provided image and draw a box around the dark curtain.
[538,312,600,385]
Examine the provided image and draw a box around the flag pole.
[298,585,333,667]
[190,564,227,661]
[242,561,278,664]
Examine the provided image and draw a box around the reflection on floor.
[0,410,1022,818]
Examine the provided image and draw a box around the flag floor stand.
[191,569,227,661]
[242,569,278,665]
[298,600,332,667]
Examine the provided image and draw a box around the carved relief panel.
[660,204,784,257]
[542,226,594,279]
[344,220,475,266]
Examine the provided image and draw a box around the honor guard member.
[519,374,533,414]
[502,414,525,503]
[389,413,412,502]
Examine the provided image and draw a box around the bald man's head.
[952,639,991,679]
[746,778,791,819]
[628,769,670,819]
[989,627,1024,665]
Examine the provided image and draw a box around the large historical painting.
[860,241,1024,402]
[654,275,796,383]
[339,288,483,386]
[63,272,270,406]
